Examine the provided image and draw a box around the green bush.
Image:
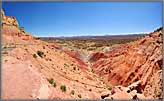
[53,82,57,87]
[47,78,57,88]
[47,78,54,84]
[64,63,69,67]
[60,85,66,92]
[37,51,44,58]
[107,85,112,90]
[33,54,37,58]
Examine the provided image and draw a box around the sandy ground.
[2,56,49,99]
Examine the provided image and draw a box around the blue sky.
[2,2,162,37]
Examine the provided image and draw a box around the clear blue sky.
[2,2,162,37]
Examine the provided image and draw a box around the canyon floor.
[1,9,163,100]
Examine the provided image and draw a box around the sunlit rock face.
[90,27,162,99]
[1,9,19,27]
[1,8,162,100]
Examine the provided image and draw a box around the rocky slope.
[1,9,162,100]
[89,27,163,99]
[1,9,109,99]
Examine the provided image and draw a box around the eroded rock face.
[88,52,108,62]
[101,81,147,100]
[91,27,163,97]
[1,9,37,45]
[143,70,162,99]
[1,9,19,27]
[1,8,162,100]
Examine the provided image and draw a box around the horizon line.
[34,31,150,37]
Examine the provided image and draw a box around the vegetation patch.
[64,63,69,67]
[47,78,57,88]
[37,50,44,58]
[60,85,66,92]
[47,78,54,84]
[107,85,112,90]
[33,54,37,58]
[53,82,57,87]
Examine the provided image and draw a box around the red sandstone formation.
[90,27,162,99]
[1,9,162,100]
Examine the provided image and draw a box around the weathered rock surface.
[1,9,108,100]
[143,70,162,99]
[90,27,162,99]
[1,9,19,27]
[1,9,162,100]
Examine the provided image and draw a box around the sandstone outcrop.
[1,9,19,27]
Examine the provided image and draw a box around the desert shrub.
[33,54,37,58]
[73,67,76,70]
[53,82,57,87]
[47,78,54,84]
[37,50,44,58]
[78,94,82,98]
[64,63,69,67]
[107,85,112,90]
[71,90,75,95]
[60,85,66,92]
[89,89,92,91]
[47,78,57,88]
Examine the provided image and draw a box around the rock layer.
[1,9,162,100]
[90,27,162,99]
